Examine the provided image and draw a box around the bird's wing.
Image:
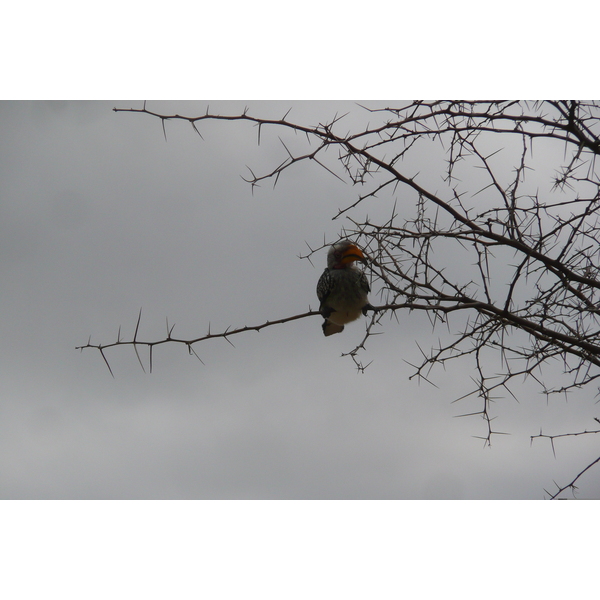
[359,270,370,294]
[316,268,332,304]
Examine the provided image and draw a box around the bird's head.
[327,240,367,269]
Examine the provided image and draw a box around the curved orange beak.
[340,244,366,265]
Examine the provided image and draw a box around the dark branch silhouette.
[77,101,600,498]
[77,308,322,375]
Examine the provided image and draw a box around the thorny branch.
[546,455,600,499]
[79,101,600,497]
[77,308,321,376]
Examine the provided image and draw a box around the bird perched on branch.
[316,240,371,336]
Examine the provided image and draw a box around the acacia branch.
[531,426,600,458]
[116,103,600,294]
[77,309,320,375]
[103,100,600,498]
[546,455,600,499]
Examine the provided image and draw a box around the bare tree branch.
[76,100,600,497]
[77,309,321,374]
[545,455,600,500]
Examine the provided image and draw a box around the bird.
[316,240,371,336]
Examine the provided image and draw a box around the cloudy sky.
[1,99,599,503]
[3,2,600,595]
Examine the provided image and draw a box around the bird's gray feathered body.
[317,241,370,336]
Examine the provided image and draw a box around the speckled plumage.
[317,241,370,336]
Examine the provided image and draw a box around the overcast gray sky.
[1,100,599,501]
[4,0,600,590]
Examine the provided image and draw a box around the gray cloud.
[1,100,597,499]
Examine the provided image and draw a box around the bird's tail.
[322,319,344,336]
